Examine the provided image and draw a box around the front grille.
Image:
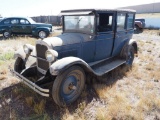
[37,59,49,71]
[36,44,48,59]
[36,44,49,71]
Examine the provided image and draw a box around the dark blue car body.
[0,17,52,38]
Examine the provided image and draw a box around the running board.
[92,59,126,76]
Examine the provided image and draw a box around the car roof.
[61,8,136,13]
[2,17,30,20]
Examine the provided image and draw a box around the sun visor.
[60,11,93,16]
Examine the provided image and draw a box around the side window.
[117,13,126,31]
[97,13,114,32]
[4,19,10,24]
[127,13,134,29]
[20,19,29,24]
[11,19,19,24]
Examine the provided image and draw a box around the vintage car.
[0,17,52,38]
[11,9,138,106]
[134,18,145,33]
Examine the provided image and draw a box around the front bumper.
[10,69,50,97]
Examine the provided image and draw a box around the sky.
[0,0,160,17]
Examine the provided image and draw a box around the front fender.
[14,47,26,60]
[14,47,37,68]
[49,57,90,76]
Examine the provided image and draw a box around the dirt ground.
[0,29,160,120]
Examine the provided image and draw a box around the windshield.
[27,17,36,24]
[64,15,95,34]
[0,18,3,22]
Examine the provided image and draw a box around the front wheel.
[3,31,11,38]
[52,66,86,107]
[14,57,25,73]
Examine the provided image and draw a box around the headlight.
[23,45,30,54]
[23,44,34,54]
[45,50,58,62]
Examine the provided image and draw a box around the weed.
[96,107,110,120]
[34,100,46,115]
[0,52,14,61]
[77,101,86,111]
[25,97,34,107]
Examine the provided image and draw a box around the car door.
[19,19,32,34]
[10,19,19,34]
[94,12,115,61]
[112,12,130,56]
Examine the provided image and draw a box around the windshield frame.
[63,15,96,35]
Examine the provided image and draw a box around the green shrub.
[0,52,14,61]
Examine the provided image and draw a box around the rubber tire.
[14,57,25,73]
[52,66,86,107]
[3,31,11,38]
[38,31,47,39]
[126,46,134,66]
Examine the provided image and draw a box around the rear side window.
[117,13,126,31]
[11,19,19,24]
[4,19,10,24]
[127,13,134,29]
[20,19,29,24]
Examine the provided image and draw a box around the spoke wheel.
[52,66,86,107]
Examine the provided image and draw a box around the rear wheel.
[38,31,47,39]
[126,46,134,65]
[52,66,86,107]
[3,31,11,38]
[14,57,25,73]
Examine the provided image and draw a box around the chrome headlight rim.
[45,51,54,62]
[45,50,58,62]
[23,44,34,54]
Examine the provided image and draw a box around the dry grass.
[25,97,34,107]
[0,75,7,80]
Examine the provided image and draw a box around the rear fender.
[49,57,91,76]
[120,39,138,58]
[129,39,138,55]
[32,27,50,36]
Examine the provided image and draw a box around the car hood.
[42,33,82,48]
